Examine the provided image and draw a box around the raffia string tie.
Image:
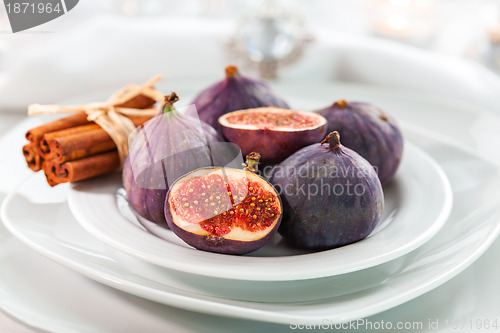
[27,75,164,168]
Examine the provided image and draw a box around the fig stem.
[335,100,348,108]
[243,152,261,173]
[225,65,239,77]
[321,131,342,150]
[162,92,179,114]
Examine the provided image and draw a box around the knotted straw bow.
[27,76,164,167]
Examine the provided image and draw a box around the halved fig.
[165,154,282,255]
[191,65,289,133]
[219,107,327,164]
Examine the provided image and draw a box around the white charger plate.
[3,124,499,325]
[3,81,500,331]
[67,141,452,281]
[0,219,189,333]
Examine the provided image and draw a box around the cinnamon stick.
[26,113,89,145]
[43,151,120,186]
[42,160,62,187]
[22,143,43,171]
[40,122,102,156]
[24,93,157,172]
[25,77,164,185]
[25,93,156,145]
[118,93,156,109]
[45,115,152,163]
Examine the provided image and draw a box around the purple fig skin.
[165,167,283,255]
[123,158,168,228]
[191,66,289,132]
[166,213,281,255]
[123,94,236,227]
[271,132,384,251]
[315,100,403,184]
[220,107,327,164]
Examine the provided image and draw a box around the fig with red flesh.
[191,65,289,132]
[165,153,283,255]
[219,107,327,164]
[271,131,384,250]
[123,93,237,227]
[315,100,403,184]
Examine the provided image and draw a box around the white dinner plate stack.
[2,80,500,332]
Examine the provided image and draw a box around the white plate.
[3,124,499,325]
[2,80,500,331]
[4,216,499,333]
[67,142,452,281]
[0,216,191,333]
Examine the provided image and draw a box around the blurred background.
[1,0,500,110]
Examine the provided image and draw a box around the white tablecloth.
[1,15,500,111]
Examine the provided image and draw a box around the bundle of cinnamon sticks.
[22,79,164,186]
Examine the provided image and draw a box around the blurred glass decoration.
[226,1,313,80]
[371,0,437,45]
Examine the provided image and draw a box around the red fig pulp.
[315,100,403,184]
[219,107,327,164]
[271,131,384,250]
[191,66,289,132]
[165,159,282,255]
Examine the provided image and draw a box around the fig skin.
[219,107,327,164]
[165,156,283,255]
[191,65,289,132]
[314,100,403,184]
[123,93,235,227]
[123,157,167,226]
[271,131,384,251]
[166,207,281,255]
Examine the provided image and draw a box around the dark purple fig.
[191,65,289,132]
[219,107,327,164]
[123,93,238,227]
[271,131,384,251]
[165,153,282,255]
[314,100,403,184]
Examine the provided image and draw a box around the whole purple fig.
[315,100,403,184]
[271,131,384,250]
[123,93,237,227]
[191,65,289,132]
